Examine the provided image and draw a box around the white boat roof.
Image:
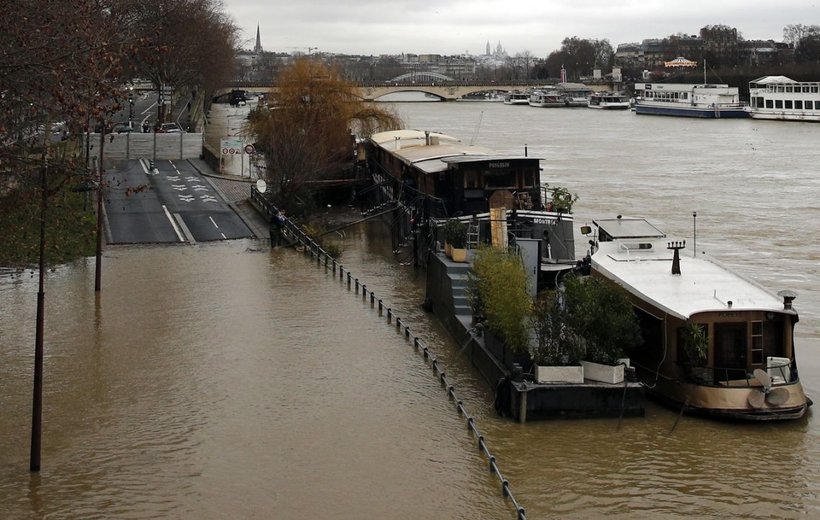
[591,223,791,320]
[750,75,797,84]
[369,129,535,174]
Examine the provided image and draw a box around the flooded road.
[2,102,820,519]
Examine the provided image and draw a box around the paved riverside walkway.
[188,158,269,240]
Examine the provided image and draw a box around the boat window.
[775,100,783,109]
[803,86,810,93]
[795,100,803,110]
[786,86,793,93]
[812,86,819,93]
[766,99,774,109]
[464,171,478,189]
[785,100,793,110]
[483,171,515,189]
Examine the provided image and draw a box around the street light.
[128,87,134,129]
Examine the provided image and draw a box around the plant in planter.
[545,184,579,214]
[530,292,585,383]
[469,246,532,361]
[679,321,709,381]
[448,220,468,262]
[563,274,641,383]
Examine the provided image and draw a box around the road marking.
[209,216,219,229]
[172,184,187,191]
[221,232,226,239]
[179,194,194,202]
[192,185,209,191]
[162,204,185,242]
[167,175,180,181]
[185,176,198,182]
[200,194,217,203]
[173,213,196,244]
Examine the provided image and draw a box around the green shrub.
[469,246,531,353]
[562,274,641,364]
[530,292,585,365]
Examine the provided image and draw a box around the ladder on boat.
[466,220,480,250]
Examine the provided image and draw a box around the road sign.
[220,137,243,155]
[244,144,256,154]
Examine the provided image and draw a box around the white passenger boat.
[633,83,749,118]
[747,75,820,122]
[503,91,530,105]
[587,217,811,420]
[558,83,593,107]
[587,92,631,110]
[528,89,564,108]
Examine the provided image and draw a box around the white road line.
[220,233,226,239]
[162,204,185,242]
[139,158,149,174]
[209,216,219,229]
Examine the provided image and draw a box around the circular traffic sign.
[244,144,256,154]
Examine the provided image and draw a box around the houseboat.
[587,92,631,110]
[504,91,530,105]
[363,129,577,271]
[747,75,820,122]
[633,83,749,118]
[528,89,565,107]
[587,217,810,420]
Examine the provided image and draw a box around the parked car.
[159,122,183,133]
[113,123,136,133]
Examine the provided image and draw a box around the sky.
[223,1,818,56]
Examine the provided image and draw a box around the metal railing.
[276,210,527,520]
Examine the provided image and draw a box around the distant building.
[254,24,263,55]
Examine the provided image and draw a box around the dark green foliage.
[530,293,585,366]
[681,322,708,365]
[563,274,642,364]
[442,219,467,248]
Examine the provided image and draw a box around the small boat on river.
[747,75,820,122]
[587,217,810,420]
[528,89,565,108]
[633,83,749,118]
[587,92,631,110]
[503,91,530,105]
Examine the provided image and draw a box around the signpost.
[219,137,244,174]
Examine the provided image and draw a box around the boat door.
[713,322,748,381]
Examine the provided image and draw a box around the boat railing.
[680,360,796,387]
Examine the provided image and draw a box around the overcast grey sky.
[224,1,818,56]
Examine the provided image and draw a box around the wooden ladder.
[466,220,480,250]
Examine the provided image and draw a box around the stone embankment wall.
[83,133,204,162]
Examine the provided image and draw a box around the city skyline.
[224,0,817,56]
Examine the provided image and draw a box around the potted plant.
[680,321,709,382]
[563,274,641,384]
[448,220,468,262]
[530,293,585,383]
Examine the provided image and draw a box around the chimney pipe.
[667,240,686,275]
[777,289,798,310]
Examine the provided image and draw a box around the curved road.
[104,159,254,244]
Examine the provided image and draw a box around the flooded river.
[2,102,820,519]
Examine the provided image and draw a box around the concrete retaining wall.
[83,133,203,162]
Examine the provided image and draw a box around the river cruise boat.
[633,83,749,118]
[747,76,820,122]
[587,92,631,110]
[557,83,593,107]
[528,89,565,107]
[587,217,810,420]
[363,129,577,270]
[504,91,530,105]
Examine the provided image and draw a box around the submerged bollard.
[387,308,392,323]
[332,259,337,274]
[347,272,351,289]
[355,278,359,293]
[370,292,375,306]
[378,299,383,315]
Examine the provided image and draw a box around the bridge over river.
[220,79,618,102]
